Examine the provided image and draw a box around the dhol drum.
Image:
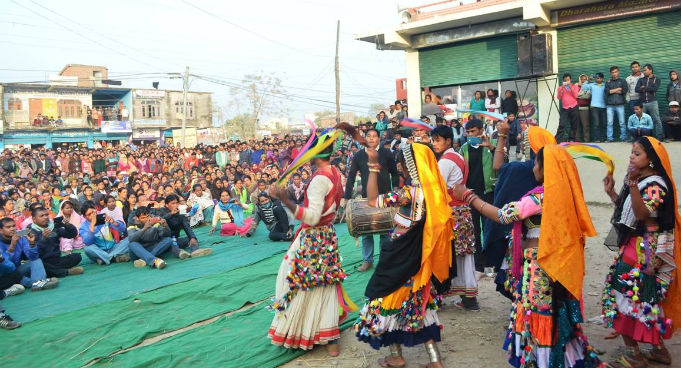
[345,199,396,238]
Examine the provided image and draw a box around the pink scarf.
[511,186,544,280]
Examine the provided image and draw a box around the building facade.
[359,0,681,135]
[1,83,213,149]
[59,64,109,88]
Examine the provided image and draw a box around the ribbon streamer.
[456,109,507,121]
[400,118,433,131]
[560,142,615,175]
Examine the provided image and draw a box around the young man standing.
[555,73,580,142]
[582,73,607,141]
[605,66,629,141]
[626,61,644,112]
[635,63,663,139]
[460,119,496,275]
[432,125,479,311]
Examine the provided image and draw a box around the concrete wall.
[576,142,681,205]
[60,65,108,88]
[405,48,422,118]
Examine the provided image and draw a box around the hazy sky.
[0,0,407,121]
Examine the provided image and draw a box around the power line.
[9,0,160,71]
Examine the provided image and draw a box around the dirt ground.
[281,205,681,368]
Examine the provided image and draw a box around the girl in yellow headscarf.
[601,136,680,368]
[453,145,603,368]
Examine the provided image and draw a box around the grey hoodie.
[667,69,681,104]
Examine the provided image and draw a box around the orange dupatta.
[648,137,681,333]
[537,145,596,300]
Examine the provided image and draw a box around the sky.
[0,0,409,122]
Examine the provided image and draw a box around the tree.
[224,113,255,140]
[368,103,387,117]
[230,73,288,139]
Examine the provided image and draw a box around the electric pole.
[334,20,341,124]
[181,65,189,148]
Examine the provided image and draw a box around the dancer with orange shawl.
[453,145,603,368]
[601,136,680,368]
[342,124,453,368]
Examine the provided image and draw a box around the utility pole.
[181,65,189,148]
[334,20,341,124]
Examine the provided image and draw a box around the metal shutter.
[419,35,519,87]
[558,11,681,113]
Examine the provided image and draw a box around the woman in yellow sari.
[453,145,603,368]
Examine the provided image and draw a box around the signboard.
[553,0,681,26]
[133,129,161,139]
[101,120,132,133]
[134,119,167,126]
[134,89,165,99]
[172,127,197,147]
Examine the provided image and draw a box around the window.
[57,99,83,118]
[174,101,194,118]
[7,97,22,110]
[140,99,161,118]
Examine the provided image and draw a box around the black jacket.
[32,222,78,261]
[662,109,680,125]
[153,207,197,240]
[605,78,628,105]
[636,75,661,103]
[247,200,288,236]
[127,221,171,246]
[344,147,399,199]
[500,97,518,116]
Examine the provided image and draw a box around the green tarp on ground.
[0,224,373,368]
[92,238,374,368]
[2,225,290,322]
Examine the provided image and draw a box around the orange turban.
[537,145,596,299]
[529,126,557,154]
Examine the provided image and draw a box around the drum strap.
[441,152,468,207]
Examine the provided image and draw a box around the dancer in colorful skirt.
[341,123,454,368]
[453,145,604,368]
[601,136,680,368]
[430,125,478,309]
[267,130,356,356]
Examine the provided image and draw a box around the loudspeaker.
[531,33,552,75]
[517,33,532,77]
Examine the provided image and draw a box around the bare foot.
[325,343,339,357]
[378,355,406,367]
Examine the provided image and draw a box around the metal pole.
[334,20,340,124]
[181,65,189,148]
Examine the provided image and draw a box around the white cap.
[669,101,679,107]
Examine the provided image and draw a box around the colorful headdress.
[276,121,343,185]
[528,126,556,154]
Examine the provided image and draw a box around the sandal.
[607,354,648,368]
[378,356,406,368]
[641,347,671,365]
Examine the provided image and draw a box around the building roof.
[59,64,109,75]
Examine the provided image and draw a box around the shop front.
[556,1,681,129]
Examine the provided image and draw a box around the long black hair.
[612,137,676,232]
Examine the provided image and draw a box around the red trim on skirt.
[268,326,340,350]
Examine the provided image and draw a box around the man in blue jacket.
[627,102,654,139]
[79,201,131,265]
[0,217,58,291]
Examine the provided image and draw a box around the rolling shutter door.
[419,35,518,87]
[558,11,681,113]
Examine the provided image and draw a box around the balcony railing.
[402,0,516,22]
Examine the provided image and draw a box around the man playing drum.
[342,128,399,272]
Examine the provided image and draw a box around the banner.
[552,0,681,26]
[101,120,132,133]
[172,128,197,147]
[132,129,161,139]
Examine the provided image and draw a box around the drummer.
[342,127,400,273]
[431,125,480,311]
